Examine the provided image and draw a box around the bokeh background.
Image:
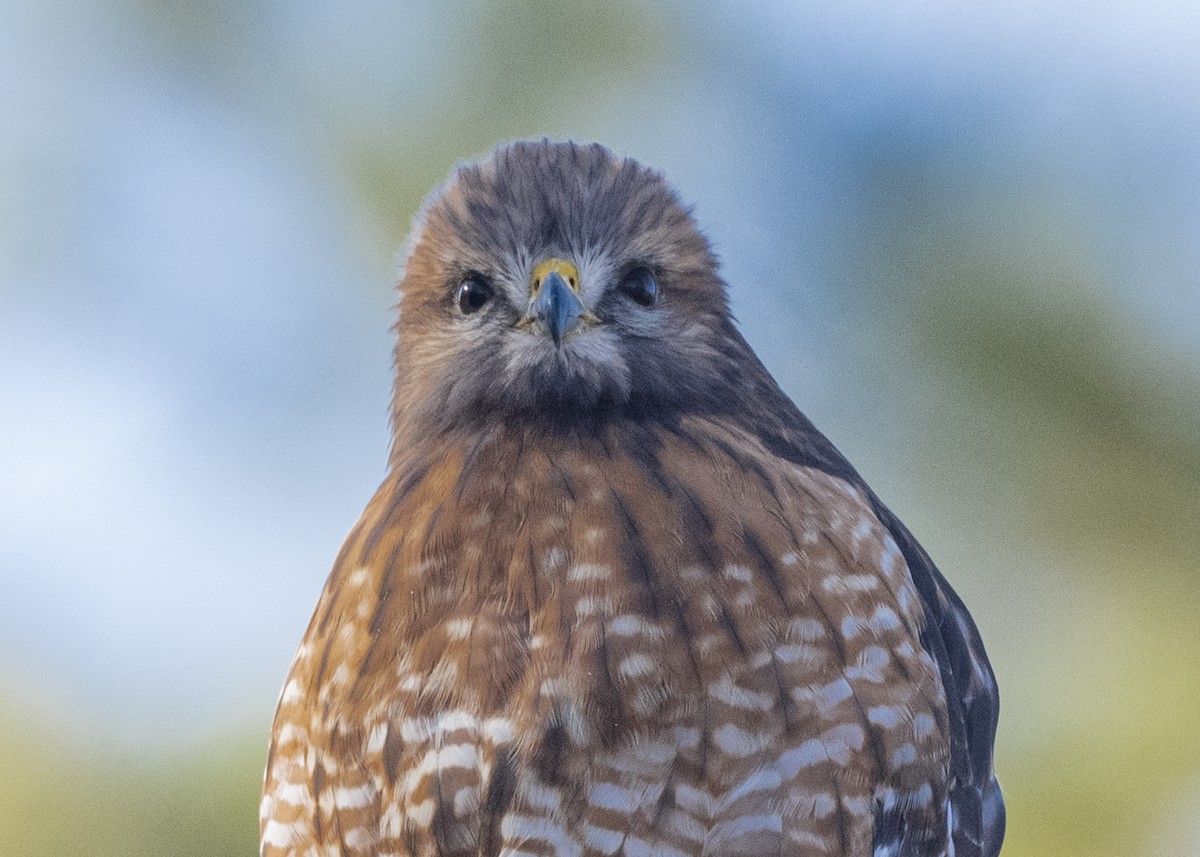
[3,1,1198,854]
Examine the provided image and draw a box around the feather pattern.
[261,140,1003,857]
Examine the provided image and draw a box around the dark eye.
[618,267,657,307]
[456,276,493,314]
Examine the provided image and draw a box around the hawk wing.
[739,341,1005,856]
[869,506,1005,857]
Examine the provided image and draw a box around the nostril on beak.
[529,271,584,347]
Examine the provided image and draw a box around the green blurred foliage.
[341,0,679,256]
[0,701,261,856]
[864,171,1200,578]
[845,166,1200,856]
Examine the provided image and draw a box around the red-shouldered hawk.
[261,140,1004,857]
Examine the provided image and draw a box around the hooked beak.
[529,271,583,347]
[524,258,588,347]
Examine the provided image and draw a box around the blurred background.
[2,0,1198,854]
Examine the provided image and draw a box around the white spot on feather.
[618,653,656,679]
[912,712,937,739]
[710,675,775,711]
[575,595,613,617]
[261,819,303,847]
[280,678,303,704]
[568,563,611,581]
[824,573,879,593]
[407,797,436,828]
[583,823,623,854]
[724,564,753,582]
[722,768,782,807]
[870,604,901,632]
[453,786,479,816]
[892,743,917,767]
[609,614,662,638]
[712,723,763,757]
[775,643,822,666]
[499,811,583,854]
[787,617,826,641]
[867,705,904,728]
[333,784,375,810]
[589,782,638,813]
[846,646,890,683]
[673,782,716,818]
[484,717,514,743]
[519,780,563,812]
[880,537,903,577]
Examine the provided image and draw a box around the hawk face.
[392,140,740,437]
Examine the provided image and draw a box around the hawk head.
[392,140,750,439]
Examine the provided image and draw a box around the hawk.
[261,140,1004,857]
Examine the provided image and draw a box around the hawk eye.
[618,267,657,307]
[456,276,493,315]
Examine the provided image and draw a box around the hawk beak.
[526,259,586,347]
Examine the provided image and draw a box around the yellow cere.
[531,258,580,292]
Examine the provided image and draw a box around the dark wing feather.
[870,503,1004,857]
[731,347,1004,857]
